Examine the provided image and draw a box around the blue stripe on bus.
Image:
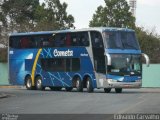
[107,74,140,82]
[106,49,141,54]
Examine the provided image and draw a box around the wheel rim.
[76,79,80,88]
[37,79,42,89]
[86,80,89,90]
[27,78,31,88]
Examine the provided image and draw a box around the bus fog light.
[135,80,141,82]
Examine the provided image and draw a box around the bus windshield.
[103,32,140,50]
[107,54,142,76]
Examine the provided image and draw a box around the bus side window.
[65,34,71,46]
[54,34,65,47]
[9,37,20,49]
[91,32,103,48]
[9,38,13,48]
[71,32,89,47]
[79,35,89,46]
[48,36,54,47]
[71,32,78,46]
[41,37,50,47]
[20,37,30,48]
[20,36,37,49]
[72,37,77,46]
[60,36,66,47]
[80,32,89,46]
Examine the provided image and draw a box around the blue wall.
[142,64,160,87]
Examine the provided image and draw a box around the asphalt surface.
[0,87,160,114]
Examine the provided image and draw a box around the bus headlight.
[108,79,117,83]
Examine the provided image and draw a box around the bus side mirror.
[106,53,111,66]
[142,53,150,67]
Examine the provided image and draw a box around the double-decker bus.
[9,27,149,93]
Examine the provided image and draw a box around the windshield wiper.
[124,43,138,50]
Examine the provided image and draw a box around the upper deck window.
[9,34,53,49]
[9,31,89,49]
[53,32,89,47]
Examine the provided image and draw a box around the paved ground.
[0,87,160,114]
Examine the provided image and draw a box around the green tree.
[89,0,135,28]
[0,48,7,62]
[1,0,39,32]
[136,27,160,63]
[34,0,74,31]
[0,0,75,46]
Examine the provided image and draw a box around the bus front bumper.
[106,79,142,88]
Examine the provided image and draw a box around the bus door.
[90,31,106,88]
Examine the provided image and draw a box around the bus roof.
[9,27,134,36]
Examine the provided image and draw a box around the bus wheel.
[65,87,73,92]
[86,77,93,93]
[75,77,83,92]
[104,88,111,93]
[35,76,45,90]
[25,76,35,90]
[115,88,122,93]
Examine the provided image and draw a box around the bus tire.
[86,77,93,93]
[75,77,83,92]
[104,88,111,93]
[115,88,122,93]
[25,76,35,90]
[65,87,73,92]
[35,76,45,91]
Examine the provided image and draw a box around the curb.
[0,93,8,98]
[0,85,20,88]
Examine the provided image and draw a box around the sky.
[58,0,160,35]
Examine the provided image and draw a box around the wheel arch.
[35,74,42,80]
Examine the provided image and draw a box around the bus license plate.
[124,84,131,88]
